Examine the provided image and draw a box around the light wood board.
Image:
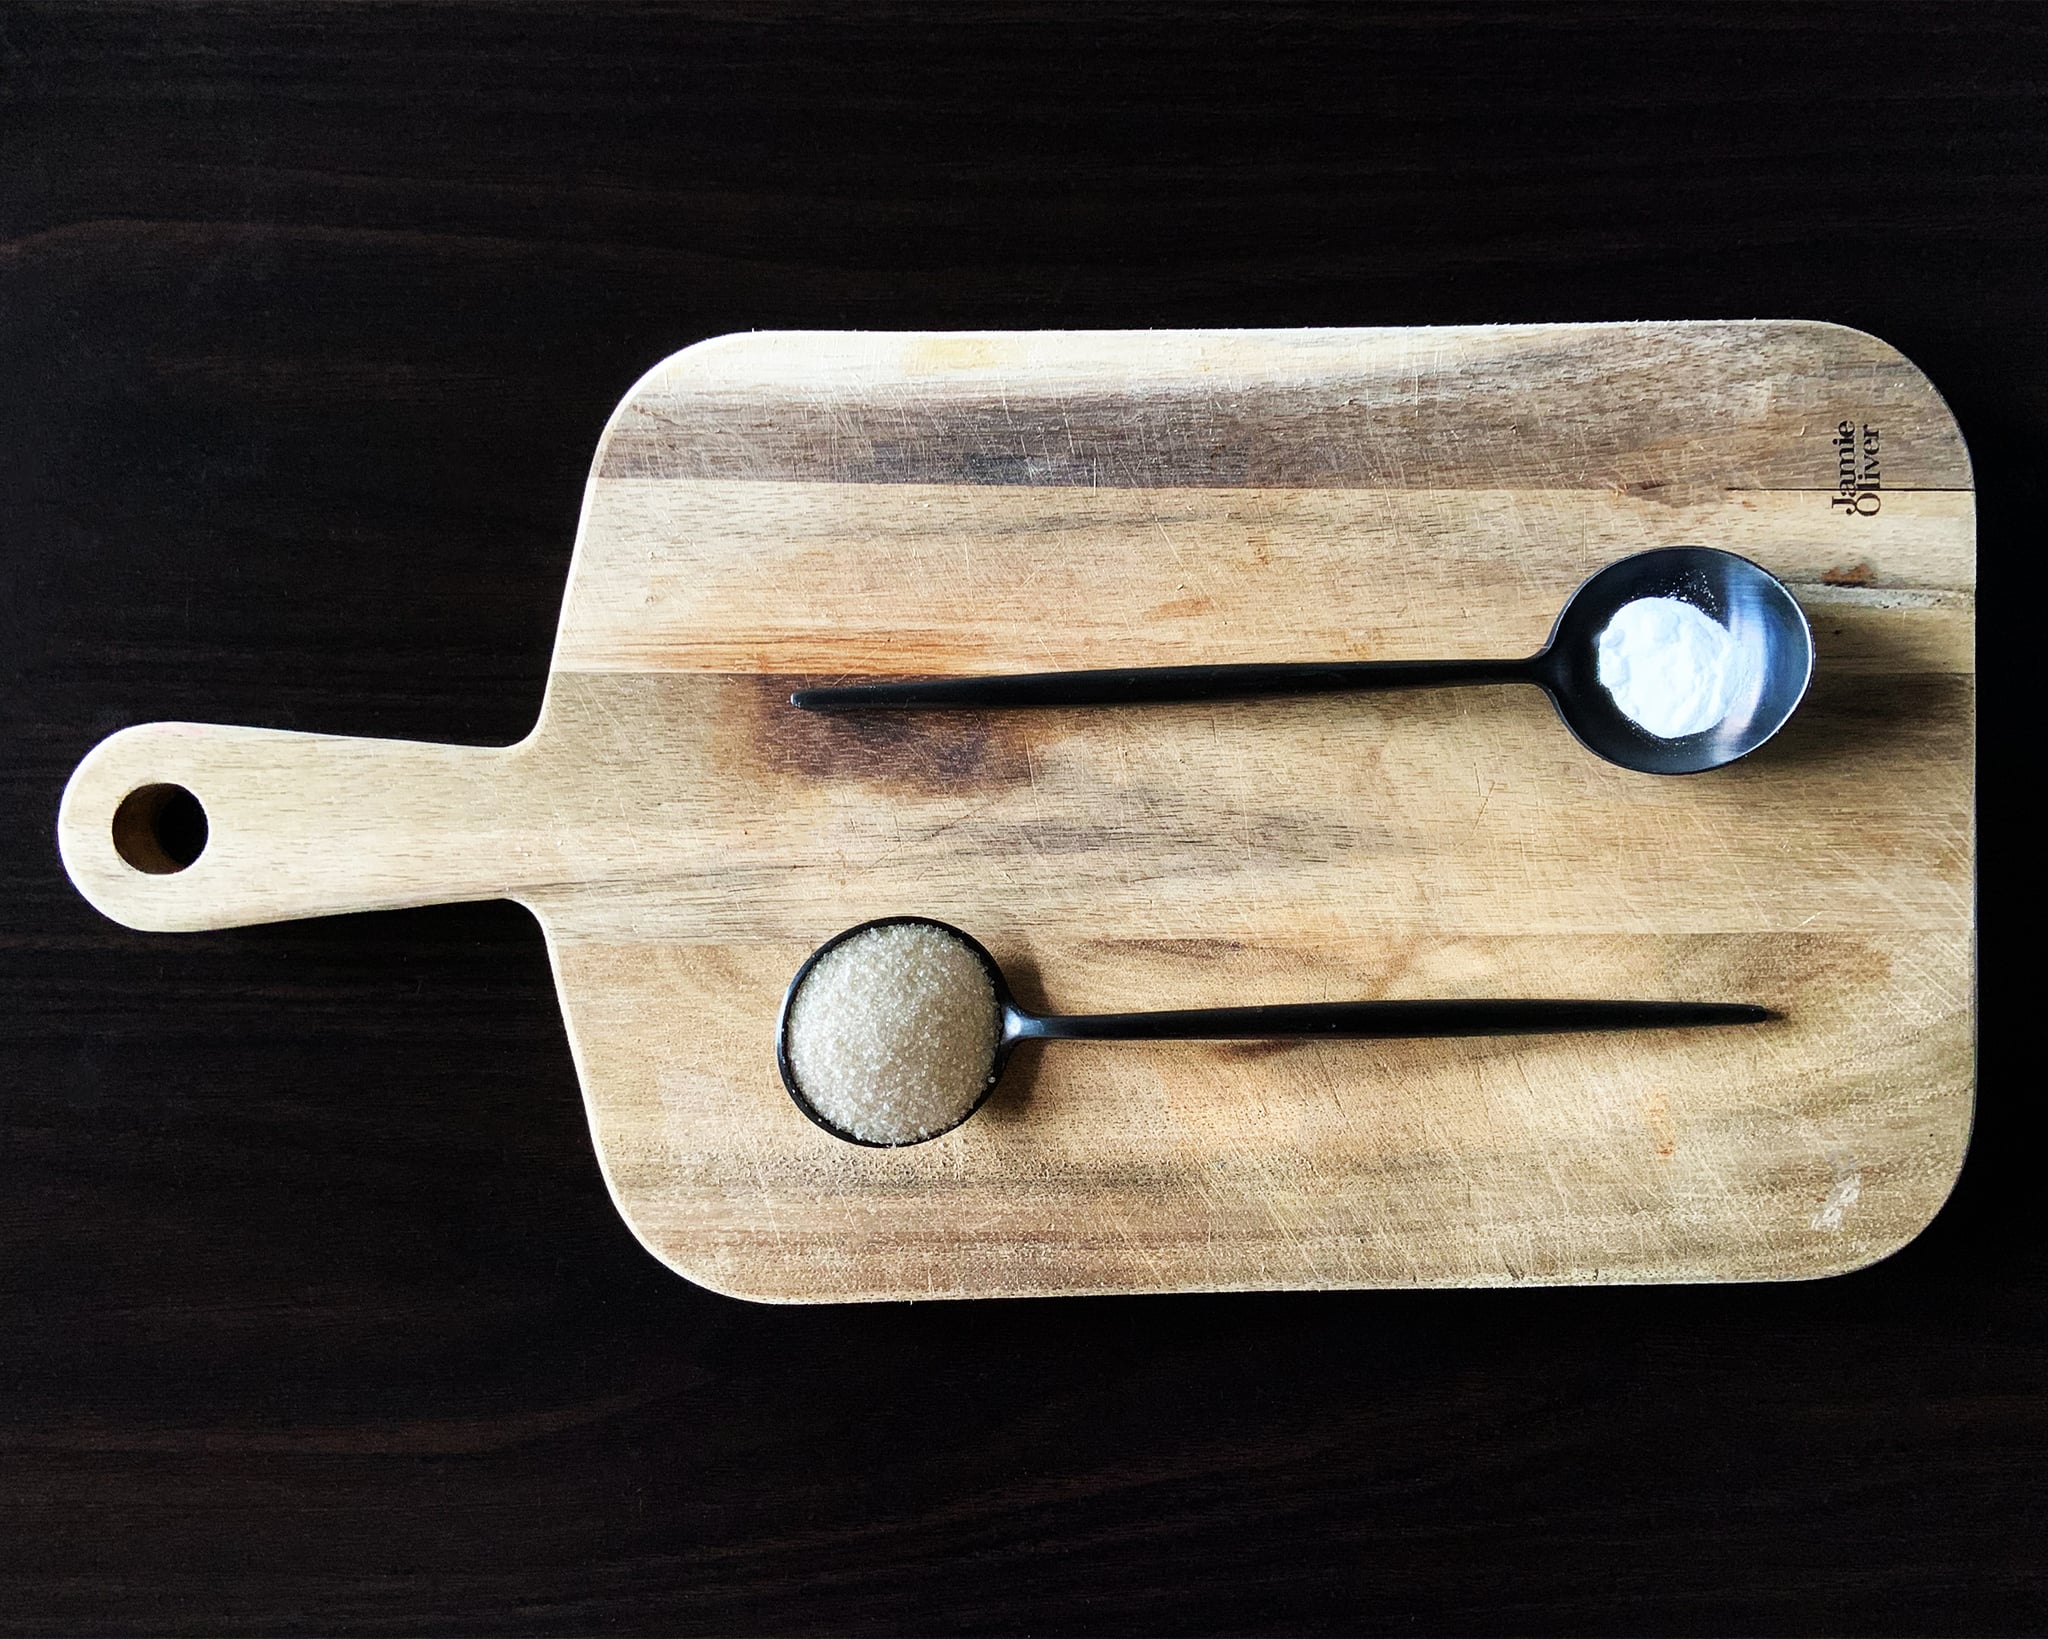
[60,324,1976,1300]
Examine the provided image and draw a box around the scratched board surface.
[61,325,1976,1299]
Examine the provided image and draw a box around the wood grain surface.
[3,3,2036,1632]
[58,323,1975,1299]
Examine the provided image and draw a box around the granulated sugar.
[785,921,1002,1145]
[1595,596,1758,739]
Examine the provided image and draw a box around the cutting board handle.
[58,722,530,932]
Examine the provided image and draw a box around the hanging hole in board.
[111,784,209,874]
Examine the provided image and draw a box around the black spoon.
[791,546,1814,775]
[776,916,1774,1148]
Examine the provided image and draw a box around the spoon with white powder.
[792,547,1814,776]
[777,916,1773,1147]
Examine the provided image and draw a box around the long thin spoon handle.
[792,656,1539,711]
[1011,999,1771,1043]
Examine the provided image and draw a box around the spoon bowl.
[1538,547,1815,775]
[776,916,1773,1148]
[775,915,1017,1147]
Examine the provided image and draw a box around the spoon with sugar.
[776,916,1773,1147]
[791,546,1814,776]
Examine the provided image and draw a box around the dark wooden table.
[1,5,2034,1631]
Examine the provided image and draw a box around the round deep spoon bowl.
[775,916,1773,1148]
[791,546,1815,776]
[1538,547,1815,775]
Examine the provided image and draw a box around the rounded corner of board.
[619,1231,820,1307]
[1790,1222,1948,1284]
[592,331,768,431]
[1794,319,1975,485]
[1783,1127,1975,1285]
[634,328,802,389]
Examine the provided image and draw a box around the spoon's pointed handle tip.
[791,684,899,711]
[1653,1001,1777,1027]
[1642,1000,1776,1027]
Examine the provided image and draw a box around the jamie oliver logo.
[1832,420,1881,516]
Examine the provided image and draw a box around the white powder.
[1595,596,1758,739]
[785,921,1002,1145]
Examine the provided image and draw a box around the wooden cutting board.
[59,323,1976,1301]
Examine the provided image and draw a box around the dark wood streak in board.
[713,676,1378,871]
[740,675,1037,795]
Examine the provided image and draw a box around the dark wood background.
[1,4,2035,1632]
